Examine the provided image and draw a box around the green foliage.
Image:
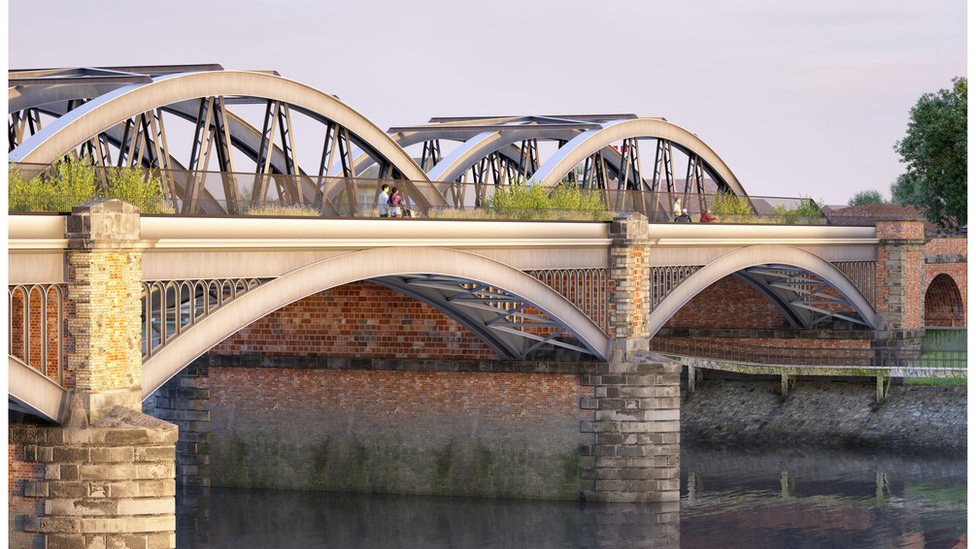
[772,197,825,224]
[103,166,171,213]
[483,181,609,220]
[893,76,967,231]
[848,190,885,206]
[8,160,173,213]
[712,192,754,219]
[8,166,50,212]
[50,157,98,208]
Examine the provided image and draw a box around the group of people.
[672,197,716,223]
[377,184,406,218]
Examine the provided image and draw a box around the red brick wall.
[8,443,43,547]
[663,275,787,329]
[9,287,61,379]
[925,236,967,257]
[875,221,927,330]
[211,367,587,419]
[924,237,967,327]
[925,273,966,327]
[212,282,497,360]
[206,364,592,498]
[650,336,873,365]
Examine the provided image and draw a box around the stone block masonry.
[9,407,178,549]
[579,353,681,502]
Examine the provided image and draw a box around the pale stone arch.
[142,247,610,398]
[648,245,883,337]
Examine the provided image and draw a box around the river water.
[176,444,966,548]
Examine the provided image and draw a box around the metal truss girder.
[9,70,443,210]
[377,274,600,360]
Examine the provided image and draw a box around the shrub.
[8,166,50,212]
[246,203,320,217]
[712,191,754,218]
[103,167,172,213]
[483,181,609,220]
[50,158,98,210]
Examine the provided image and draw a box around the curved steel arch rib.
[10,70,446,208]
[141,247,610,399]
[532,118,748,195]
[648,245,883,338]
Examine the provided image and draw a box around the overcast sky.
[8,0,967,204]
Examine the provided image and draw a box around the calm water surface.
[177,445,966,548]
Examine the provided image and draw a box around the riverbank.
[680,378,967,455]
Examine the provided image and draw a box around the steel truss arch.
[141,247,610,399]
[532,118,748,195]
[9,70,445,209]
[648,245,883,337]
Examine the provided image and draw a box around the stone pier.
[580,213,681,503]
[9,200,177,549]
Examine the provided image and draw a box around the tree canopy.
[847,190,885,206]
[891,77,967,231]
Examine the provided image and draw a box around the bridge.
[9,210,893,419]
[7,65,967,548]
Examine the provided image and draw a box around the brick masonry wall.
[65,249,144,393]
[211,282,497,360]
[924,237,967,327]
[663,275,787,329]
[202,361,590,500]
[8,408,178,548]
[9,288,62,380]
[9,440,44,548]
[924,273,966,327]
[925,236,967,257]
[875,221,926,331]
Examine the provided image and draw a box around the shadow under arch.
[141,247,610,399]
[648,245,883,337]
[924,273,965,327]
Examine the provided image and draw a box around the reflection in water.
[177,445,965,548]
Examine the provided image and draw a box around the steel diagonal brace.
[490,326,592,355]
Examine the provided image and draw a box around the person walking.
[389,186,404,218]
[672,197,683,221]
[378,184,390,217]
[676,208,692,223]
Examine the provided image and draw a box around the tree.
[847,190,885,206]
[892,77,967,231]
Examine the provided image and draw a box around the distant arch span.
[648,245,882,337]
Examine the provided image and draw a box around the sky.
[7,0,968,205]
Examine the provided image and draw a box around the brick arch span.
[924,273,965,327]
[648,245,883,337]
[141,247,610,398]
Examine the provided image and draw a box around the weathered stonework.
[65,199,148,423]
[583,212,681,502]
[9,407,178,549]
[143,363,211,493]
[579,353,681,502]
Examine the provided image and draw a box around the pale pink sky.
[8,0,967,204]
